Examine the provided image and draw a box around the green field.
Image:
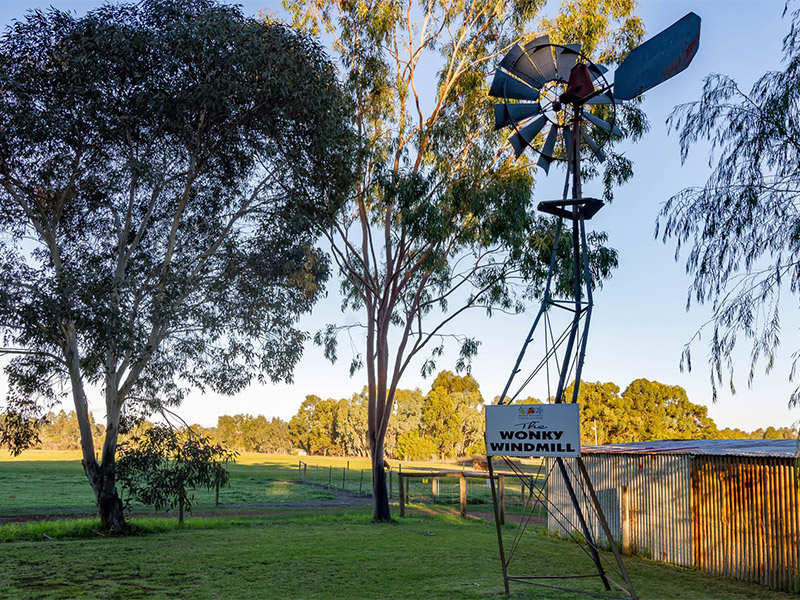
[0,451,343,515]
[0,451,543,517]
[0,451,795,599]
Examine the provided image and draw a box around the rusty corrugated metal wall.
[692,456,799,591]
[547,454,800,592]
[548,454,693,567]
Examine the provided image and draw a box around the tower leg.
[487,456,510,594]
[575,457,638,599]
[556,457,611,591]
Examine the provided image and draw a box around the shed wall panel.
[692,456,799,591]
[547,454,693,567]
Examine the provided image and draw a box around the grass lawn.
[0,509,795,600]
[0,451,543,516]
[0,451,796,599]
[0,452,342,515]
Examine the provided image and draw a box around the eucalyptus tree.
[0,0,352,530]
[658,6,800,404]
[283,0,646,520]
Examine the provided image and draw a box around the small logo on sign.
[517,405,543,418]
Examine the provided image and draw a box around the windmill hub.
[559,63,596,106]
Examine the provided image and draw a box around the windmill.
[484,13,701,599]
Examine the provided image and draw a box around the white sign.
[485,403,580,457]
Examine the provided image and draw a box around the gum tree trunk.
[66,324,127,532]
[370,437,391,522]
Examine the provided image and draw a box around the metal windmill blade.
[509,116,547,158]
[581,128,606,162]
[584,111,622,137]
[494,102,542,130]
[498,45,546,89]
[524,37,558,82]
[536,125,560,173]
[555,44,581,80]
[489,70,540,101]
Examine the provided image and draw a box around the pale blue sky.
[1,0,796,432]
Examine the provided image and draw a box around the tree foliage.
[285,0,645,520]
[215,414,291,454]
[570,379,718,445]
[288,395,342,456]
[657,5,800,404]
[0,0,353,529]
[117,425,236,523]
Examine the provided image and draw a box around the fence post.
[328,465,332,487]
[389,469,393,499]
[342,467,346,490]
[498,475,505,525]
[304,463,307,480]
[432,477,439,501]
[399,473,406,517]
[520,475,525,504]
[359,469,364,494]
[298,460,302,481]
[459,473,467,517]
[215,481,220,506]
[621,485,631,556]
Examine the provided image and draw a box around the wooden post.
[215,481,220,506]
[498,475,505,525]
[298,460,302,481]
[399,473,406,517]
[359,469,364,494]
[328,465,332,487]
[621,485,631,556]
[342,467,346,490]
[460,473,467,517]
[389,469,393,499]
[432,477,439,501]
[520,476,525,504]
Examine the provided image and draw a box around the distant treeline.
[19,373,797,457]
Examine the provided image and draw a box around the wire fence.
[296,460,374,496]
[296,460,549,518]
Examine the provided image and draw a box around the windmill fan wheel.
[489,36,621,173]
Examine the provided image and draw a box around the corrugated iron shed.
[581,439,799,459]
[549,438,800,592]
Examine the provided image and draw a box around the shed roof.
[581,439,799,459]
